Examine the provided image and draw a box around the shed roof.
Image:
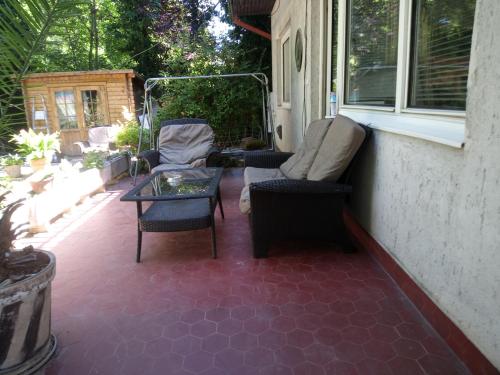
[230,0,275,16]
[22,69,143,81]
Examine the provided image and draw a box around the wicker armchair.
[244,123,371,258]
[138,118,221,173]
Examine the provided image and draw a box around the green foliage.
[12,129,60,161]
[0,0,84,143]
[83,151,106,170]
[243,139,267,151]
[0,154,23,167]
[116,121,150,153]
[155,34,268,148]
[1,0,271,153]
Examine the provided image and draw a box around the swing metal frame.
[133,73,274,183]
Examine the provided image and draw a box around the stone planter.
[27,154,129,233]
[29,158,48,172]
[100,153,130,182]
[4,165,21,178]
[0,251,56,374]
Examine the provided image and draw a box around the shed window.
[408,0,475,110]
[345,0,399,106]
[82,90,105,127]
[55,90,77,129]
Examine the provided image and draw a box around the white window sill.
[326,108,465,149]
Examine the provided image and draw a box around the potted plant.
[12,129,60,171]
[0,154,23,178]
[0,193,56,373]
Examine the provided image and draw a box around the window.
[345,0,400,106]
[282,36,291,104]
[55,90,77,129]
[82,90,105,127]
[408,0,476,110]
[329,0,477,146]
[331,0,339,93]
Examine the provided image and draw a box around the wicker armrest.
[244,151,294,169]
[249,179,352,195]
[138,150,160,171]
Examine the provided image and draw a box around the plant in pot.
[12,130,60,172]
[0,154,24,178]
[0,193,56,373]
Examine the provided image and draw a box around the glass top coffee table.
[121,168,224,262]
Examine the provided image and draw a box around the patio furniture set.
[121,115,369,261]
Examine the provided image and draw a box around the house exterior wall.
[22,70,141,155]
[271,0,500,368]
[271,0,327,151]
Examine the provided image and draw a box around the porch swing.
[133,73,275,183]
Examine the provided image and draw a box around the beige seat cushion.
[244,167,285,186]
[279,119,333,179]
[240,167,286,214]
[307,115,366,182]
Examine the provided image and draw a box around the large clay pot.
[29,158,48,172]
[0,250,56,374]
[4,165,21,178]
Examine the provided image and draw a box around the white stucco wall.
[348,0,500,367]
[353,0,500,368]
[270,0,500,368]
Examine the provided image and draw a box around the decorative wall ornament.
[295,28,303,72]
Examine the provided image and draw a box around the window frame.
[326,0,469,148]
[280,27,292,108]
[54,89,79,130]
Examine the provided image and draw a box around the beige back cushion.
[158,123,214,165]
[307,115,366,182]
[279,119,333,179]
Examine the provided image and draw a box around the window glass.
[282,37,291,103]
[409,0,476,110]
[82,90,105,127]
[331,0,338,93]
[55,90,77,129]
[345,0,399,106]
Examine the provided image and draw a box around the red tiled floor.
[22,169,470,374]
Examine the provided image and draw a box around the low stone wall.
[28,154,129,233]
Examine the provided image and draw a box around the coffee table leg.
[136,202,143,263]
[217,189,224,220]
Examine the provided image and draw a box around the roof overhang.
[229,0,275,40]
[231,0,275,17]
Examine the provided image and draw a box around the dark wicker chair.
[138,118,221,172]
[245,124,371,258]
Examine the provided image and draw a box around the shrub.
[11,129,60,161]
[0,154,23,166]
[82,151,106,170]
[116,121,150,153]
[243,139,267,150]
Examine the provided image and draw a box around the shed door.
[51,86,109,155]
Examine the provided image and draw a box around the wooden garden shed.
[21,70,144,155]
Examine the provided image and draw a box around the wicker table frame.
[121,168,224,262]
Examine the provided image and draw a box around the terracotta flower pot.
[4,165,21,178]
[29,176,53,194]
[30,158,48,172]
[0,250,56,374]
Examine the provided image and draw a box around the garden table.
[120,168,224,262]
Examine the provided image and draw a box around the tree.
[0,0,83,145]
